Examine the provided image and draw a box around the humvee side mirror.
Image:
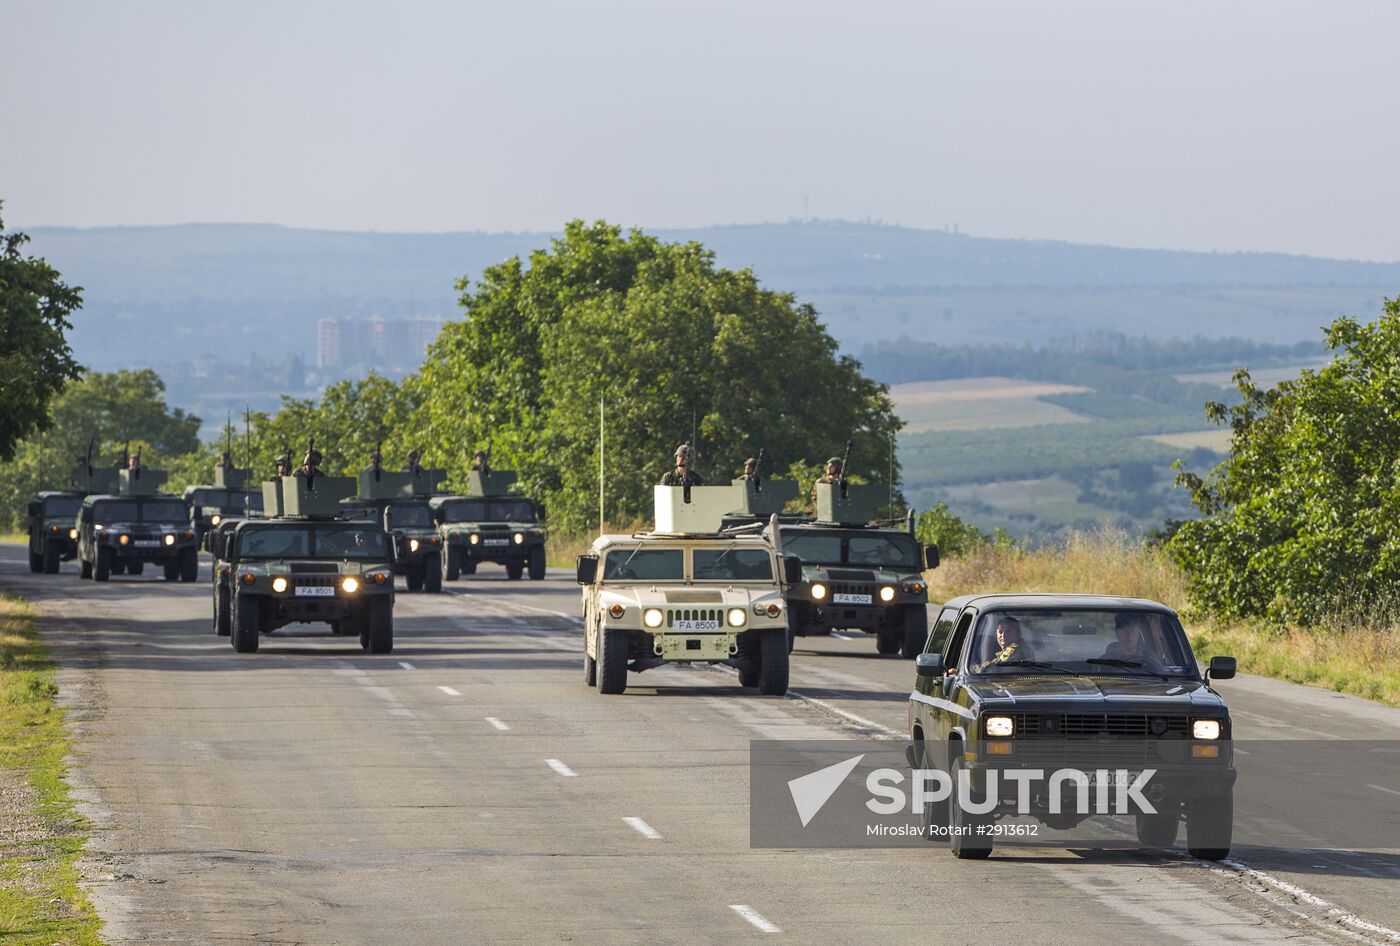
[537,503,547,522]
[1206,655,1236,681]
[783,555,803,585]
[576,555,598,585]
[915,653,944,678]
[924,544,940,570]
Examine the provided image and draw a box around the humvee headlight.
[879,585,896,602]
[608,603,625,619]
[727,608,747,627]
[643,608,664,628]
[164,534,176,546]
[810,582,828,600]
[1192,719,1221,740]
[469,533,481,545]
[409,538,420,552]
[271,576,288,593]
[341,576,360,594]
[513,532,524,544]
[119,534,129,545]
[68,528,78,539]
[985,715,1015,737]
[211,514,221,525]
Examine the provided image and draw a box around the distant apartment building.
[316,315,445,372]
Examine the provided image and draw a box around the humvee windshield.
[91,499,187,524]
[439,499,535,523]
[387,504,434,528]
[966,609,1197,678]
[42,496,81,517]
[603,548,683,581]
[693,547,773,581]
[780,529,919,568]
[238,524,390,560]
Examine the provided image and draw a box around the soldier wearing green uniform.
[810,456,843,502]
[660,444,704,487]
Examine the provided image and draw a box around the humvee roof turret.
[71,465,119,495]
[814,481,886,526]
[262,474,355,518]
[118,466,169,496]
[466,469,517,496]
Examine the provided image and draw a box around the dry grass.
[924,530,1400,708]
[546,521,645,569]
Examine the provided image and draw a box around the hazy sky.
[3,0,1398,260]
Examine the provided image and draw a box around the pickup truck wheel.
[916,740,949,840]
[179,547,198,582]
[423,553,442,593]
[758,629,789,695]
[1136,808,1180,848]
[43,542,61,574]
[94,547,112,582]
[1186,795,1232,861]
[875,631,901,655]
[365,596,393,654]
[443,547,460,581]
[528,545,546,580]
[231,593,260,653]
[213,584,231,636]
[948,754,993,859]
[901,605,929,659]
[597,627,628,695]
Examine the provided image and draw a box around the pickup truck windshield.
[967,609,1198,678]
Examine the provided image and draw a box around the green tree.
[1168,297,1400,624]
[0,203,84,459]
[417,221,901,527]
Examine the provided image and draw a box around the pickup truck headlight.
[810,582,828,600]
[643,608,664,628]
[985,715,1015,737]
[1192,719,1221,740]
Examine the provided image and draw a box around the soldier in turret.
[404,449,423,474]
[366,449,384,478]
[216,451,232,469]
[810,456,842,501]
[274,454,291,478]
[301,448,323,478]
[738,457,760,481]
[469,450,488,472]
[661,444,704,487]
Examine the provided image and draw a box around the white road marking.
[1215,859,1400,944]
[546,758,578,777]
[729,905,781,933]
[1369,783,1400,797]
[623,817,662,839]
[787,690,902,737]
[437,686,461,697]
[485,717,510,731]
[398,661,415,670]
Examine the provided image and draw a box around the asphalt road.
[3,543,1399,946]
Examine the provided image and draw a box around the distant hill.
[23,220,1400,369]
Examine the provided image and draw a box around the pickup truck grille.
[1013,713,1190,737]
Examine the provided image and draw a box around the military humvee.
[776,481,939,659]
[211,472,396,654]
[183,462,263,546]
[26,460,120,574]
[75,466,200,582]
[575,483,799,696]
[341,466,448,593]
[431,469,547,581]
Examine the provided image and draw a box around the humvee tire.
[597,627,628,695]
[1136,808,1180,847]
[231,594,260,653]
[949,754,993,859]
[179,547,198,582]
[900,604,928,659]
[94,547,113,582]
[43,543,61,574]
[738,662,759,689]
[505,562,524,581]
[163,561,180,581]
[528,545,546,580]
[423,553,442,593]
[876,631,901,655]
[443,546,460,581]
[213,584,231,636]
[461,560,477,575]
[583,648,597,686]
[406,569,424,592]
[128,561,145,576]
[758,629,789,695]
[1186,795,1232,861]
[365,596,393,654]
[28,548,42,572]
[80,556,93,579]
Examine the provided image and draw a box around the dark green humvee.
[340,467,447,593]
[184,462,263,546]
[432,470,547,581]
[75,467,199,582]
[27,491,84,574]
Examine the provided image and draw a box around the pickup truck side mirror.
[915,653,944,678]
[783,555,803,586]
[924,544,940,570]
[1206,655,1236,681]
[576,555,598,585]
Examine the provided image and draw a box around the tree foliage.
[417,221,901,527]
[1167,298,1400,625]
[0,203,84,460]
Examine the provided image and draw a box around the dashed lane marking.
[437,686,461,697]
[485,717,510,731]
[398,661,415,670]
[546,758,578,777]
[623,817,662,839]
[729,905,781,934]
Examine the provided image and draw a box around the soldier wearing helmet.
[811,456,843,501]
[737,457,760,481]
[468,450,488,472]
[300,447,323,478]
[660,443,704,487]
[366,449,384,479]
[274,454,291,478]
[403,449,422,474]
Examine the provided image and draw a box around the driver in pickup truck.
[974,616,1035,670]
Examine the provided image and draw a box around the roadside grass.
[546,521,645,571]
[0,592,101,945]
[924,531,1400,708]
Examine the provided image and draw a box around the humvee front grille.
[292,576,335,588]
[290,563,338,574]
[479,531,512,543]
[665,608,723,628]
[833,583,875,599]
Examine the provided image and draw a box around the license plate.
[294,586,334,597]
[1085,770,1143,787]
[674,620,719,631]
[134,539,161,548]
[483,538,509,546]
[833,593,872,605]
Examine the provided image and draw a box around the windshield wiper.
[991,660,1076,675]
[1084,658,1171,679]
